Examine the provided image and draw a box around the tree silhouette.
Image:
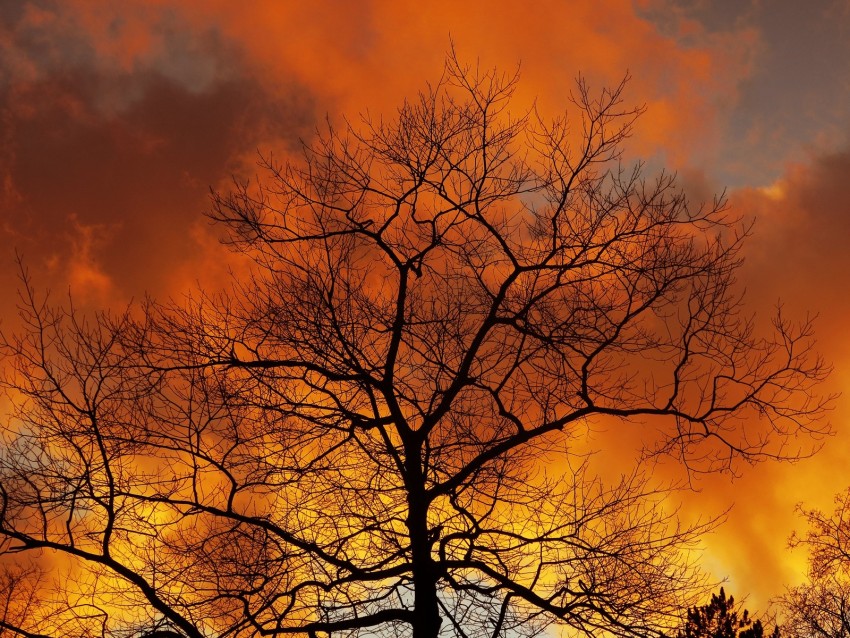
[778,490,850,638]
[0,564,45,638]
[678,589,779,638]
[780,578,850,638]
[0,53,829,638]
[792,490,850,580]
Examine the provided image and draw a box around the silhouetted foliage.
[679,589,779,638]
[0,52,829,638]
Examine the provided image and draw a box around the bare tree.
[778,491,850,638]
[0,54,830,638]
[0,563,46,638]
[791,491,850,579]
[780,577,850,638]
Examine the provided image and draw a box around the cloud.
[674,145,850,610]
[0,1,316,300]
[0,0,763,308]
[640,0,850,187]
[58,214,115,304]
[737,149,850,343]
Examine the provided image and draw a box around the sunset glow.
[1,2,849,636]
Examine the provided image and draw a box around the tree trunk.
[406,448,442,638]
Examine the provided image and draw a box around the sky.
[1,0,849,618]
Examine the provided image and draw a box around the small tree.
[778,490,850,638]
[791,490,850,579]
[780,578,850,638]
[678,589,779,638]
[0,54,829,638]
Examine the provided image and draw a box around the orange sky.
[2,0,850,617]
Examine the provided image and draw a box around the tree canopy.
[0,53,829,638]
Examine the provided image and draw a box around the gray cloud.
[641,0,850,188]
[0,2,317,299]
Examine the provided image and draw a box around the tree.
[780,578,850,638]
[0,54,829,638]
[778,490,850,638]
[791,490,850,580]
[0,563,45,638]
[677,588,779,638]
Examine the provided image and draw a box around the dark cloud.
[0,5,316,300]
[739,149,850,333]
